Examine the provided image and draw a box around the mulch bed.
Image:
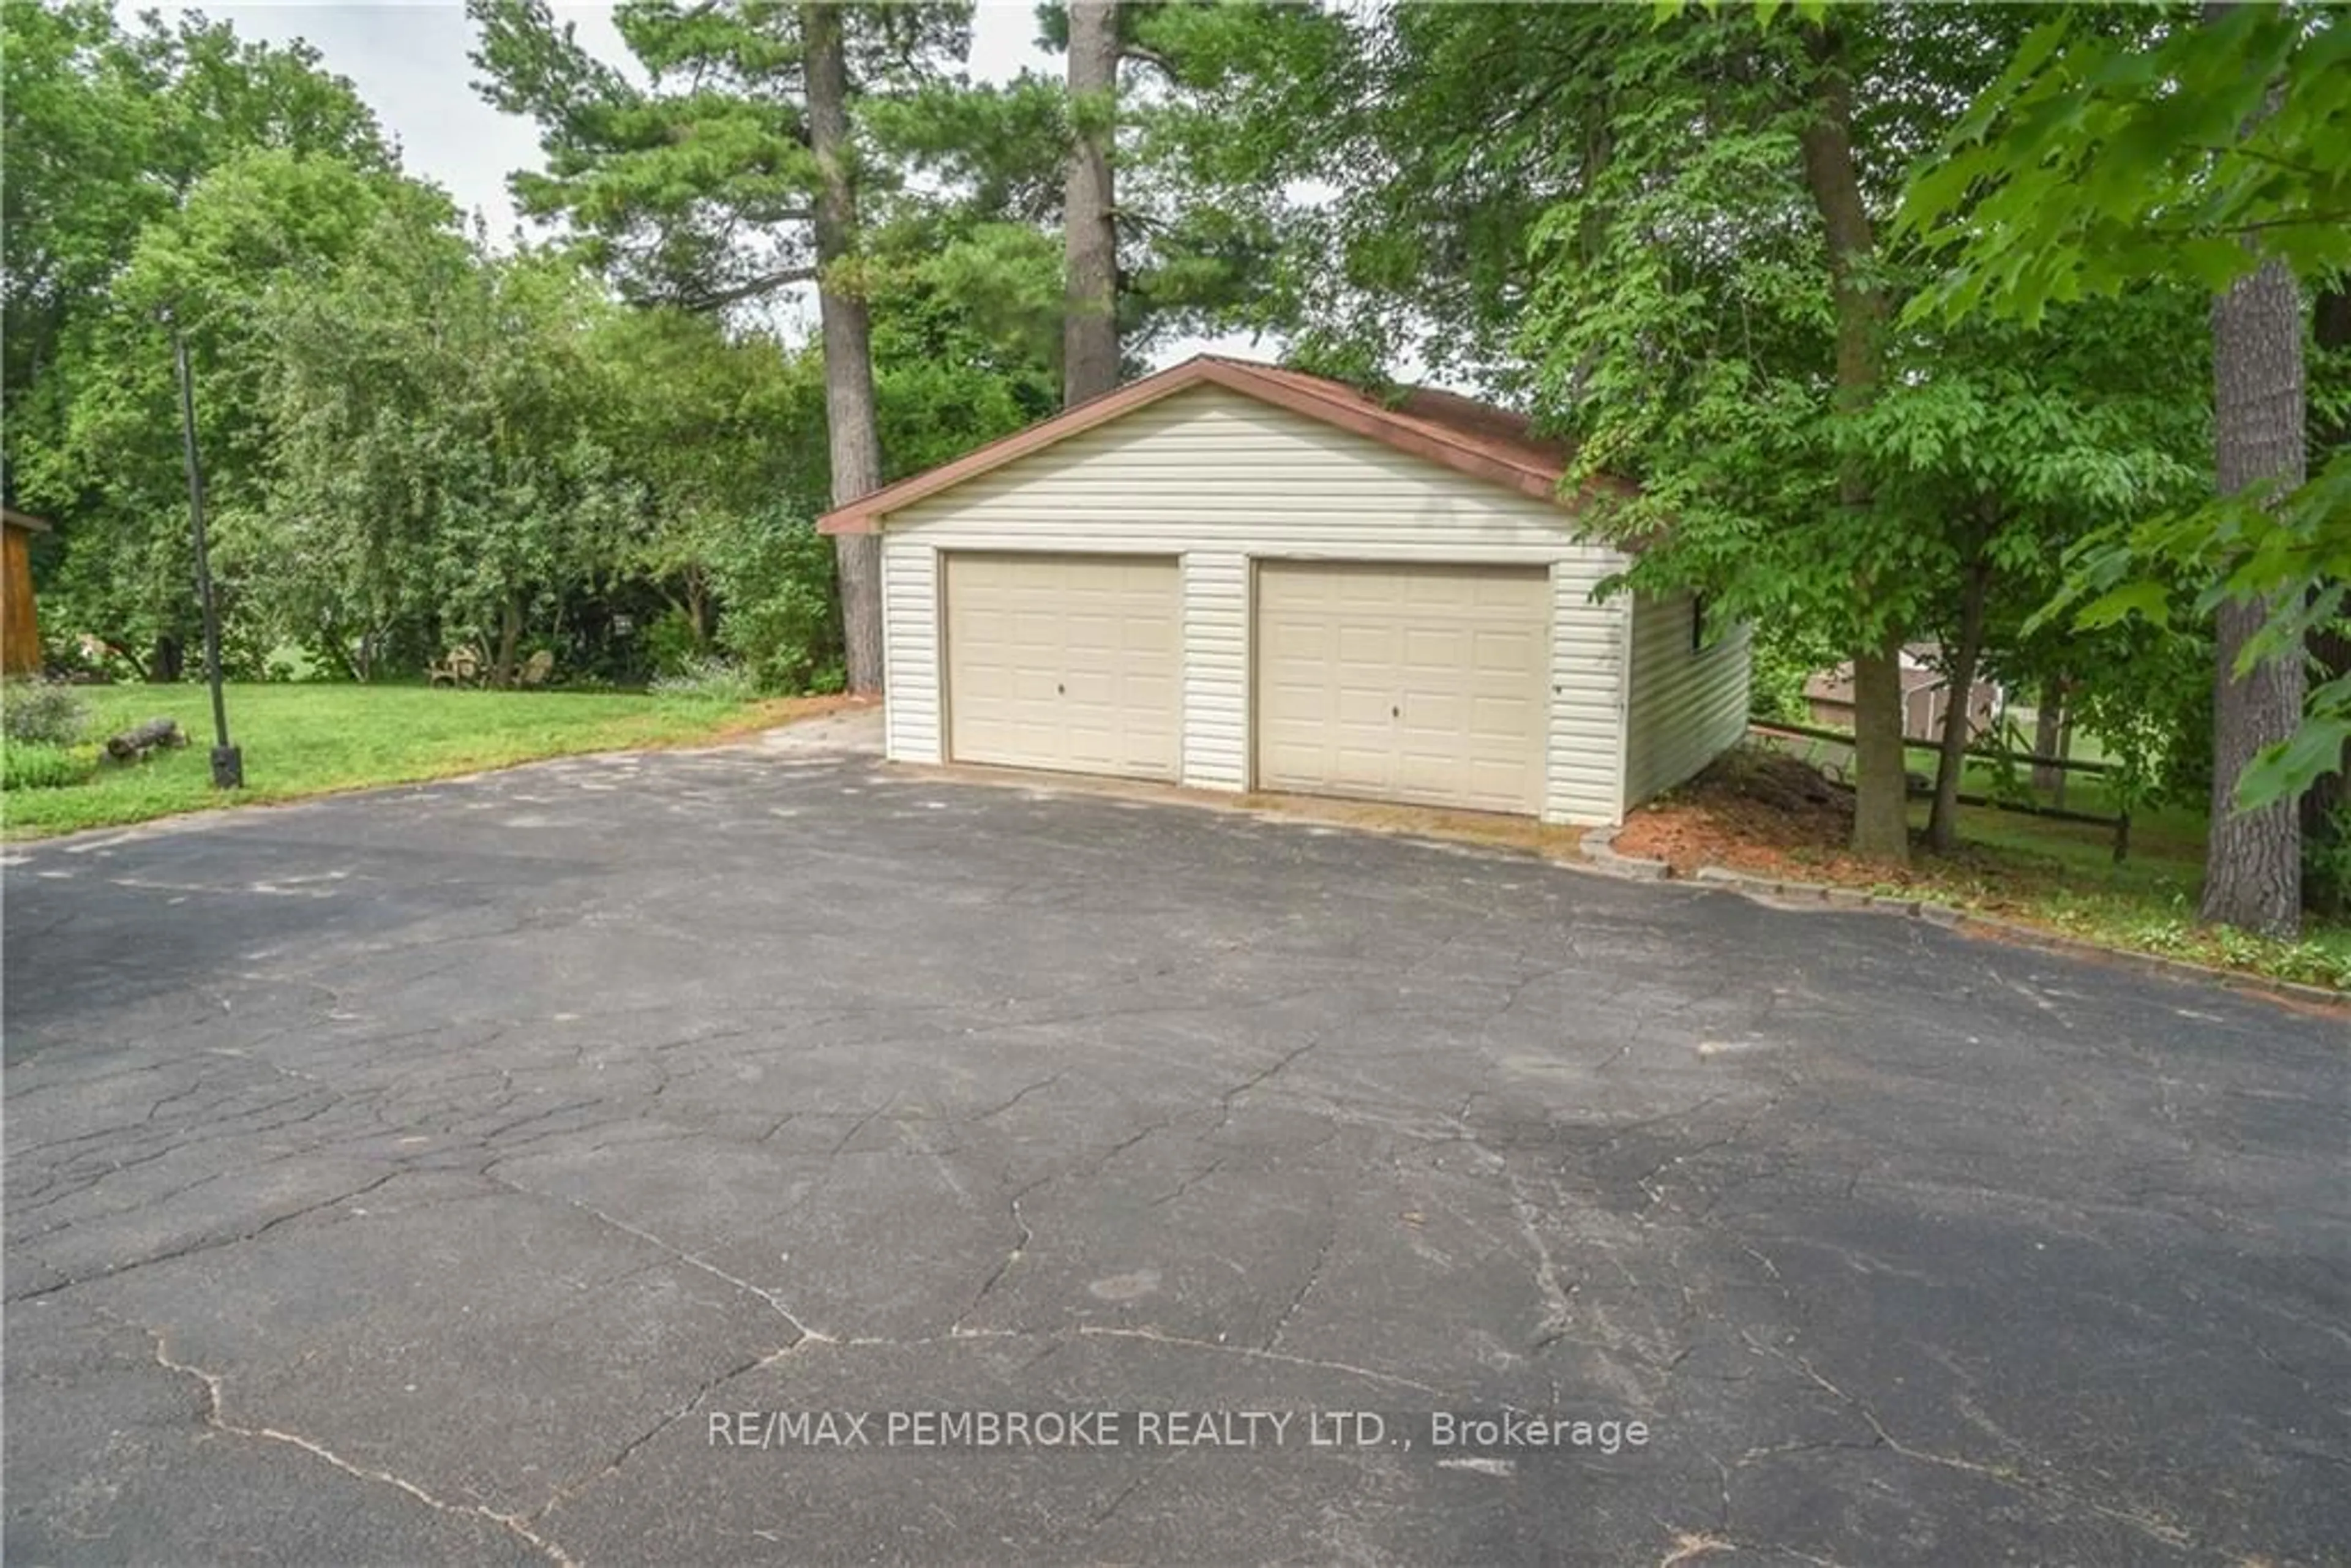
[1614,746,2017,896]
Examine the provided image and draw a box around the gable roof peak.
[819,353,1619,535]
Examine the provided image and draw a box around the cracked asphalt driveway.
[5,732,2347,1566]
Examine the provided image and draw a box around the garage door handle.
[1057,683,1066,696]
[1391,705,1400,718]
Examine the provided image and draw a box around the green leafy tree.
[468,0,975,694]
[1848,294,2211,848]
[1902,2,2350,935]
[1184,3,2209,871]
[15,149,433,677]
[585,307,830,661]
[2,1,398,675]
[2,1,389,408]
[253,229,640,686]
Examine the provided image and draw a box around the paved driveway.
[5,730,2346,1566]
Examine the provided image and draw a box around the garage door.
[945,552,1181,780]
[1255,561,1550,814]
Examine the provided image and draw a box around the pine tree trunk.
[2200,255,2306,936]
[804,0,885,696]
[1062,0,1121,407]
[1797,28,1907,865]
[1926,555,1990,853]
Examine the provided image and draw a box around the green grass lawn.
[2,683,825,840]
[1682,733,2349,991]
[1899,790,2351,988]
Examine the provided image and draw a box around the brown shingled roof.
[817,354,1616,535]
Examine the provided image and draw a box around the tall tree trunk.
[151,633,183,683]
[2200,255,2306,936]
[1798,29,1907,864]
[1062,0,1121,407]
[1848,643,1910,858]
[2301,283,2350,916]
[1927,552,1992,853]
[2031,678,2066,794]
[685,567,711,653]
[493,596,522,689]
[804,0,885,696]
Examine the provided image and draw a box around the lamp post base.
[210,745,244,789]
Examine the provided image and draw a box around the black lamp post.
[171,324,242,789]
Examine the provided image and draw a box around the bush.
[2,742,92,791]
[1,680,90,748]
[709,510,840,694]
[643,607,703,679]
[650,657,759,705]
[2306,803,2351,920]
[1747,623,1839,726]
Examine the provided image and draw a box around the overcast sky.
[136,2,1057,239]
[127,2,1270,364]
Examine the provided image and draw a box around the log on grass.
[102,717,189,763]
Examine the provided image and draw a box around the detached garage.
[818,356,1749,827]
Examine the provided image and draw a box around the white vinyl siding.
[1182,551,1250,789]
[876,383,1641,824]
[882,542,940,763]
[1622,590,1753,808]
[1550,557,1629,823]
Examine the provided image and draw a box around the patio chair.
[428,645,483,688]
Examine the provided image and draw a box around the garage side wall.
[1622,590,1753,809]
[882,541,940,764]
[879,385,1633,825]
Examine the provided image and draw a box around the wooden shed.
[819,356,1751,826]
[1805,651,2001,745]
[2,506,49,677]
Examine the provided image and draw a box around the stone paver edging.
[1579,825,2347,1011]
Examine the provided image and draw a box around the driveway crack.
[1748,1334,2196,1553]
[138,1325,580,1567]
[482,1172,830,1345]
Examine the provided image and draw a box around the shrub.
[1747,622,1839,726]
[709,510,840,694]
[651,657,759,705]
[643,607,703,679]
[1,680,90,748]
[2,742,92,791]
[2306,803,2351,920]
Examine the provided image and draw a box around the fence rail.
[1747,719,2134,860]
[1749,718,2118,778]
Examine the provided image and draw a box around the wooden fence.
[1748,718,2136,860]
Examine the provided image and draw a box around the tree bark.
[804,0,886,695]
[2200,255,2306,936]
[1927,552,1992,853]
[1797,29,1907,864]
[1848,642,1911,859]
[2031,679,2066,794]
[2301,283,2349,915]
[1062,0,1121,407]
[494,596,522,689]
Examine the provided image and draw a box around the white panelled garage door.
[1254,561,1551,814]
[945,552,1181,780]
